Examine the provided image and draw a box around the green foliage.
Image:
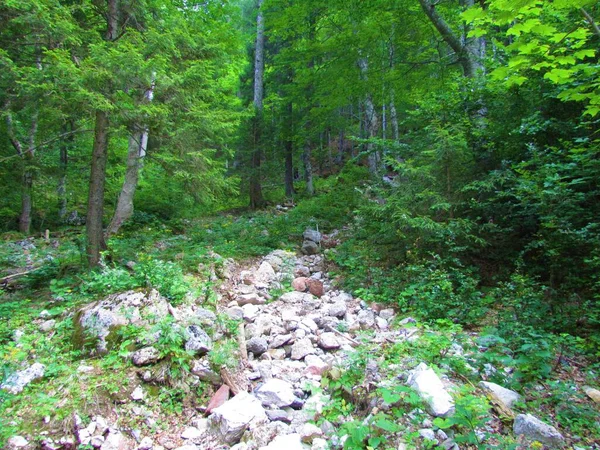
[433,388,492,447]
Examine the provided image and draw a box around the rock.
[304,355,329,375]
[294,266,310,278]
[191,359,221,384]
[7,436,28,448]
[256,261,276,284]
[513,414,565,448]
[375,317,388,329]
[248,421,291,447]
[300,423,323,443]
[73,289,168,354]
[247,337,269,356]
[379,308,395,320]
[137,437,153,450]
[254,378,296,408]
[240,271,254,285]
[173,446,198,450]
[265,410,290,423]
[303,229,322,243]
[279,292,314,304]
[208,392,268,445]
[92,435,106,447]
[311,438,328,450]
[1,362,45,394]
[268,349,286,360]
[207,385,231,414]
[301,241,319,255]
[301,318,318,333]
[305,279,324,298]
[291,338,315,360]
[196,308,217,325]
[479,381,521,409]
[328,302,347,318]
[242,304,261,322]
[185,325,212,354]
[259,433,306,450]
[419,429,437,442]
[181,427,203,440]
[331,292,353,303]
[132,347,161,366]
[40,319,56,332]
[226,306,244,320]
[131,386,145,401]
[407,363,454,417]
[238,293,266,306]
[100,429,131,450]
[292,278,308,292]
[318,333,340,350]
[357,309,375,329]
[583,386,600,404]
[270,334,294,349]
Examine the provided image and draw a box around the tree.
[249,0,266,209]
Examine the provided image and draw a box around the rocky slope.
[3,229,596,449]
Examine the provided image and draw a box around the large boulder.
[73,290,169,354]
[1,363,45,394]
[513,414,565,448]
[407,363,454,417]
[208,392,268,445]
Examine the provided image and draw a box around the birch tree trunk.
[358,57,381,175]
[249,0,265,209]
[106,78,154,237]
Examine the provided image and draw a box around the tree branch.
[581,8,600,39]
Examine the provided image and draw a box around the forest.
[1,0,600,449]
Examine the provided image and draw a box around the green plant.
[433,388,492,447]
[133,257,193,305]
[208,339,239,370]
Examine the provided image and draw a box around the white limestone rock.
[1,362,45,394]
[254,378,296,408]
[209,392,268,445]
[479,381,522,409]
[407,363,454,417]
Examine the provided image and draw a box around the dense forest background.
[3,0,599,341]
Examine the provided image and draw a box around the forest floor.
[1,206,599,450]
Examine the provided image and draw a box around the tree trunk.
[86,0,118,267]
[57,121,73,222]
[358,57,381,174]
[106,127,146,236]
[86,110,110,267]
[249,0,265,209]
[302,143,314,196]
[284,102,295,198]
[389,95,400,143]
[106,77,154,237]
[418,0,482,78]
[19,168,33,234]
